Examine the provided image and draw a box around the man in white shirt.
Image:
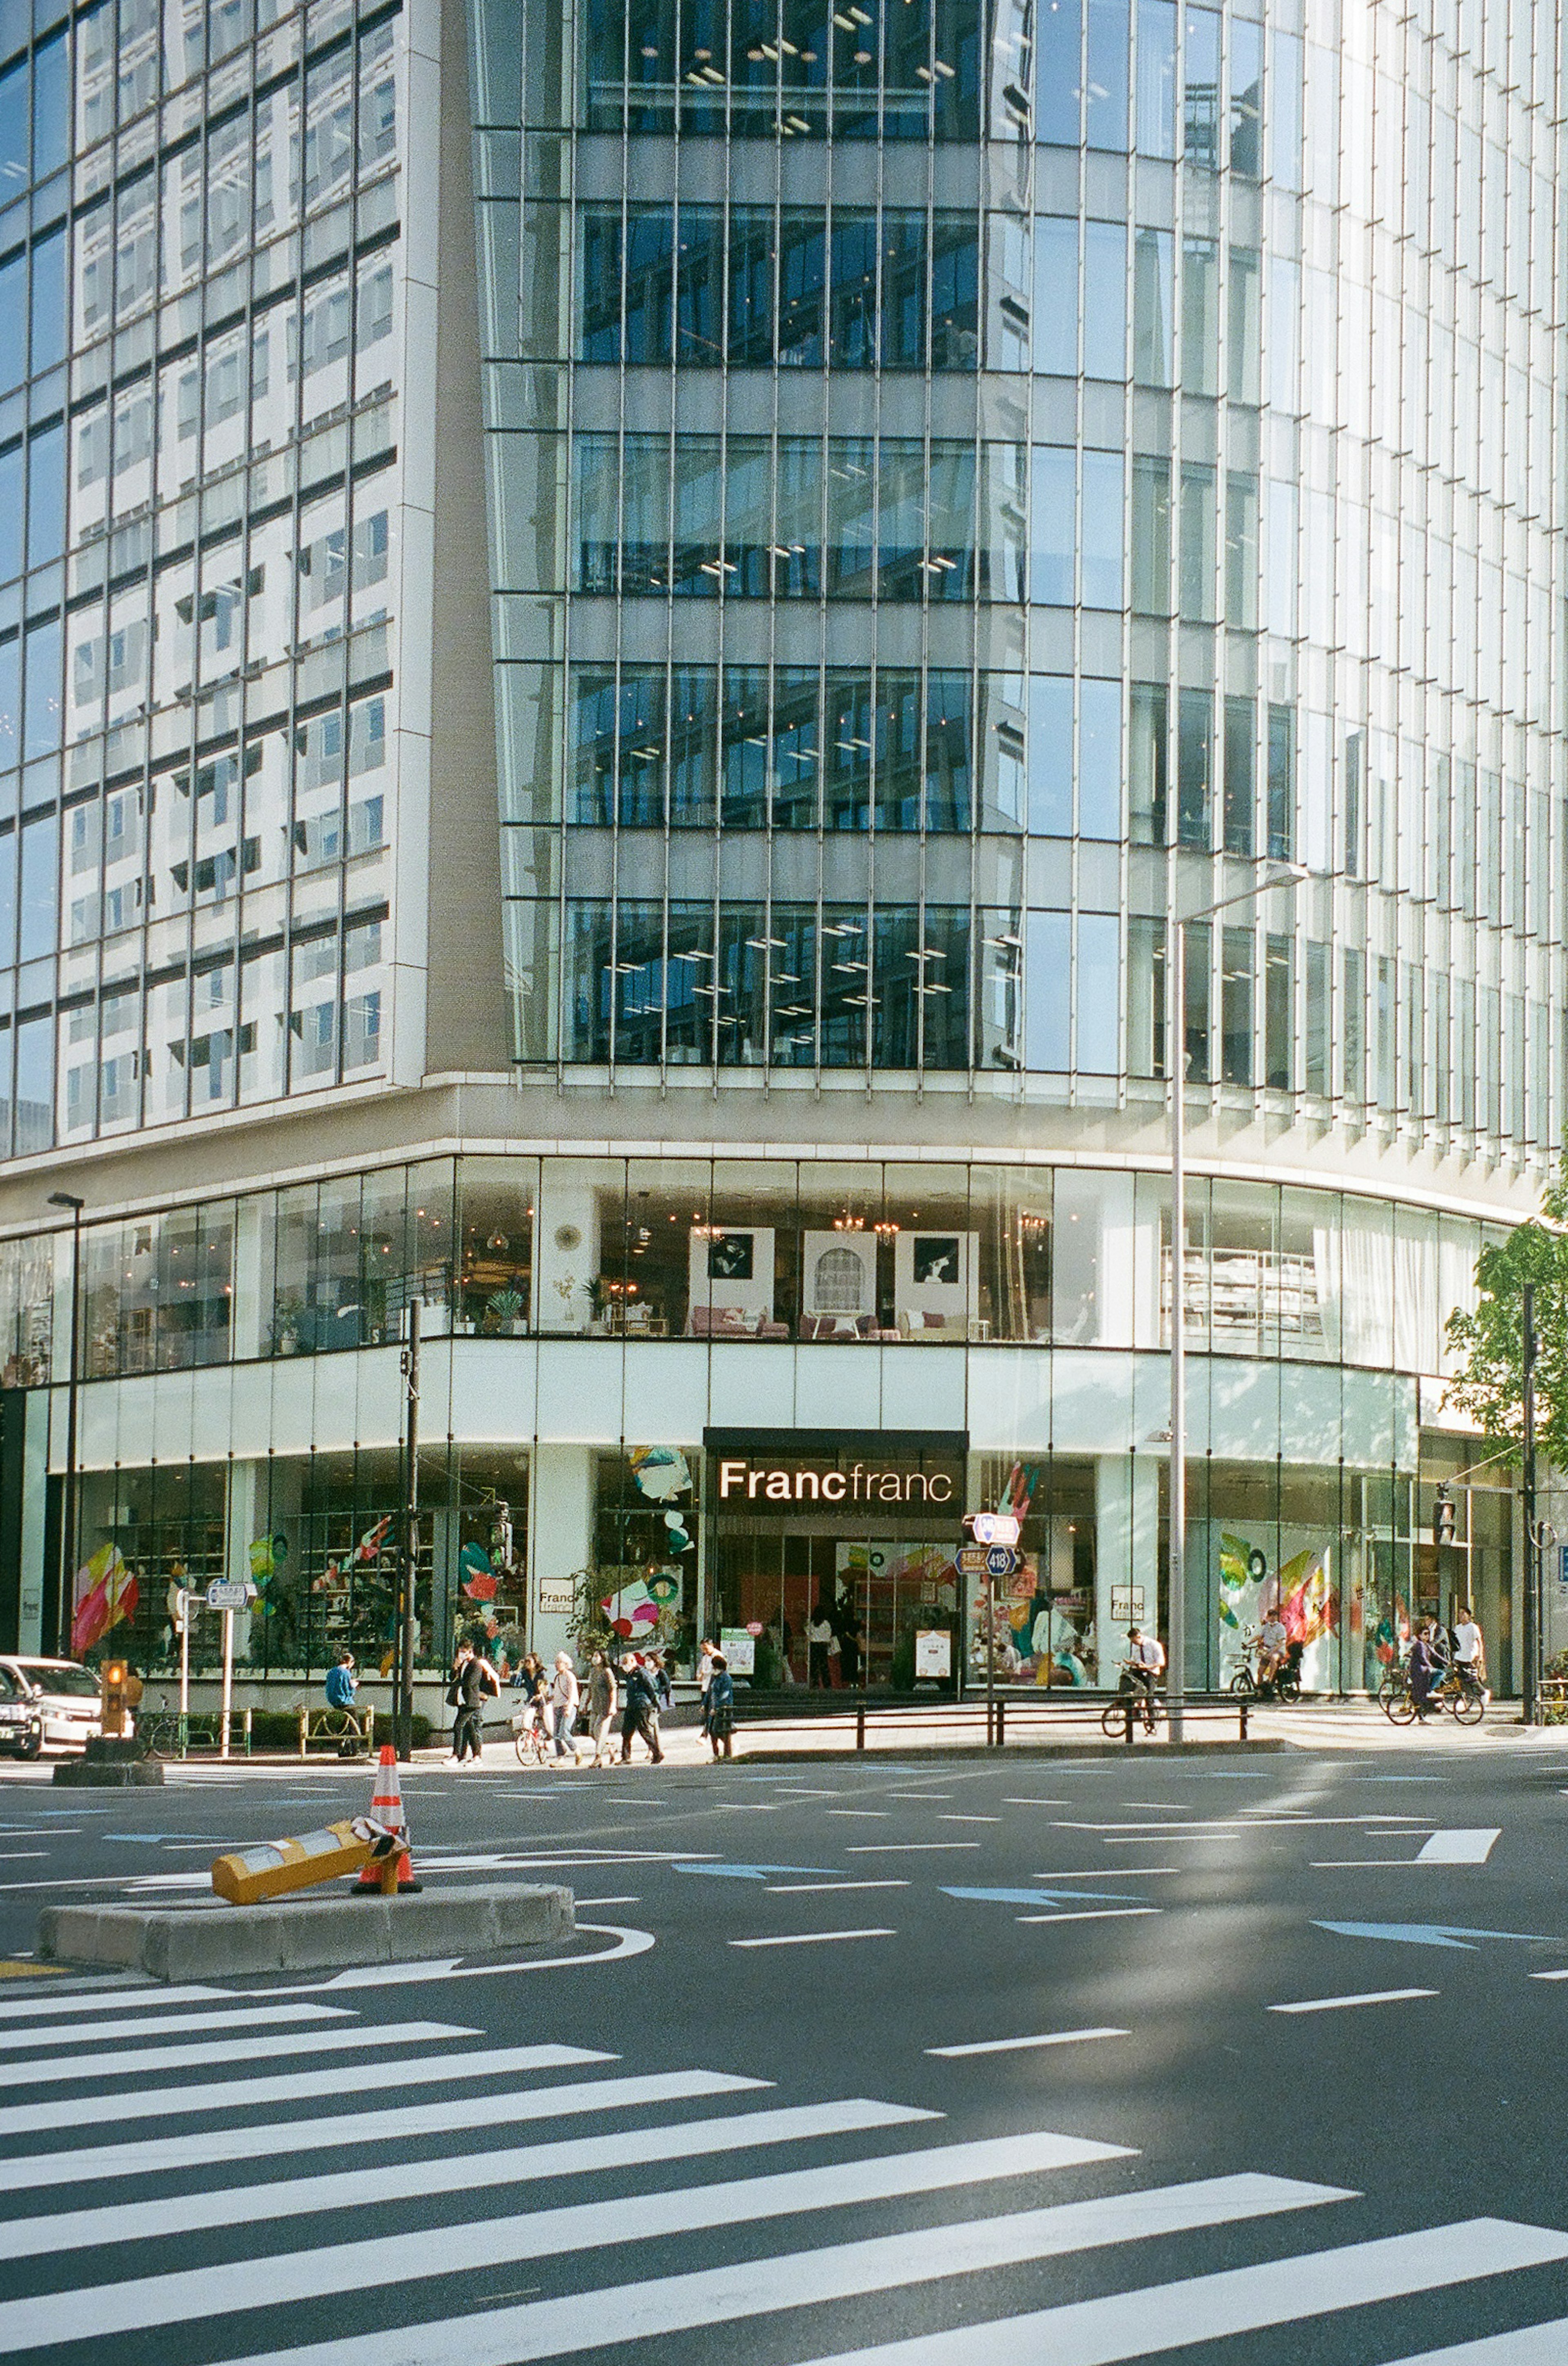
[1452,1606,1486,1701]
[1258,1610,1288,1694]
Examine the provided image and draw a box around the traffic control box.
[211,1815,400,1905]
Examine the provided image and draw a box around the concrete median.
[36,1882,574,1980]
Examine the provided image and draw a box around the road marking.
[570,1895,639,1907]
[1269,1988,1439,2015]
[1001,1799,1072,1806]
[1311,1860,1429,1869]
[1378,2320,1568,2361]
[0,2098,940,2261]
[0,1980,231,2020]
[1032,1869,1180,1879]
[827,1811,890,1819]
[1056,1817,1430,1834]
[942,1887,1141,1907]
[0,2037,620,2144]
[0,2017,478,2093]
[1315,1921,1558,1952]
[939,1815,1001,1824]
[730,1927,897,1948]
[765,1880,911,1894]
[1017,1909,1162,1926]
[783,2219,1568,2366]
[885,1791,953,1800]
[0,1853,45,1860]
[926,2028,1129,2058]
[1417,1829,1500,1863]
[674,1862,841,1881]
[845,1843,981,1854]
[0,2002,350,2052]
[206,2172,1344,2366]
[0,2129,1147,2351]
[0,2066,762,2193]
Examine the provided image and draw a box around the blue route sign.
[984,1545,1018,1580]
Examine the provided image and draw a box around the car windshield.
[13,1663,100,1698]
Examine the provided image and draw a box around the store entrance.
[712,1524,959,1692]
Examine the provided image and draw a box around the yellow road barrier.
[211,1815,402,1906]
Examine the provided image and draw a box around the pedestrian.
[446,1638,499,1765]
[549,1651,581,1762]
[704,1650,735,1762]
[1452,1603,1487,1702]
[807,1601,835,1688]
[585,1649,617,1765]
[697,1637,717,1706]
[839,1612,864,1689]
[1408,1620,1441,1720]
[324,1650,357,1710]
[516,1651,549,1748]
[619,1653,665,1763]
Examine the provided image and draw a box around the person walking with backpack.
[704,1651,735,1762]
[549,1651,582,1763]
[585,1649,617,1766]
[618,1654,665,1764]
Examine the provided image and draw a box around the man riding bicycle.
[1256,1610,1288,1697]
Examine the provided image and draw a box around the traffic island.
[51,1735,164,1787]
[35,1881,573,1980]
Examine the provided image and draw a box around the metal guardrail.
[141,1707,254,1759]
[734,1693,1253,1748]
[297,1705,377,1758]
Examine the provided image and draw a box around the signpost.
[962,1512,1023,1747]
[206,1579,250,1762]
[968,1512,1020,1547]
[984,1544,1018,1581]
[956,1545,991,1577]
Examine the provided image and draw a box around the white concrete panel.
[264,1359,320,1457]
[879,1345,967,1430]
[965,1348,1051,1452]
[1277,1359,1343,1466]
[707,1343,793,1431]
[188,1364,236,1462]
[530,1443,594,1659]
[227,1363,278,1462]
[304,1352,361,1453]
[1341,1366,1397,1467]
[352,1347,407,1452]
[1131,1348,1174,1452]
[149,1367,196,1465]
[536,1340,626,1441]
[447,1342,538,1443]
[793,1343,882,1429]
[1203,1358,1281,1461]
[1051,1350,1136,1455]
[76,1378,126,1473]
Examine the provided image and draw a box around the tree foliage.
[1444,1164,1568,1473]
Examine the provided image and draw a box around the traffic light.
[99,1660,130,1736]
[1432,1486,1456,1547]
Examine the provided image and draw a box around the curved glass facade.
[476,0,1566,1166]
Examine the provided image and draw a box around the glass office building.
[0,0,1556,1697]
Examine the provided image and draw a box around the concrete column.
[225,1460,259,1663]
[1095,1453,1159,1687]
[528,1442,595,1659]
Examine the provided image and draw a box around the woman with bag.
[585,1650,617,1765]
[446,1639,499,1765]
[704,1651,736,1762]
[549,1652,582,1763]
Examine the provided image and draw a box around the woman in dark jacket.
[704,1652,736,1762]
[1407,1622,1441,1720]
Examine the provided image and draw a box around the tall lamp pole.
[47,1191,84,1658]
[1167,866,1305,1741]
[394,1296,421,1761]
[1522,1281,1538,1724]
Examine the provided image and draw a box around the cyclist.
[1256,1609,1288,1697]
[1120,1627,1163,1729]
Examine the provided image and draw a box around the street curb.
[735,1740,1292,1762]
[36,1880,574,1979]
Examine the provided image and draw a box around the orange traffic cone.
[352,1744,422,1895]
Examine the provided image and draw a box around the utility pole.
[396,1297,420,1761]
[47,1191,84,1657]
[1522,1281,1538,1724]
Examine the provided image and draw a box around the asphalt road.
[1,1736,1567,2365]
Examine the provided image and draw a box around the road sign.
[968,1512,1020,1547]
[206,1579,249,1610]
[956,1545,991,1576]
[984,1545,1018,1580]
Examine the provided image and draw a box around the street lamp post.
[47,1191,85,1658]
[1166,867,1305,1742]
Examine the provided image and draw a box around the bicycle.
[1227,1628,1301,1704]
[1101,1665,1167,1738]
[513,1707,550,1766]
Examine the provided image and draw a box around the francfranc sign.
[718,1458,956,1505]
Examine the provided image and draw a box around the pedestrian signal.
[1432,1487,1456,1546]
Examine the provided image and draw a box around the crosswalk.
[5,1977,1568,2366]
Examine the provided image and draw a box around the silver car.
[0,1658,103,1757]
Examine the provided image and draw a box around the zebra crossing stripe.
[785,2217,1568,2366]
[1375,2321,1568,2362]
[0,2066,763,2191]
[0,2019,478,2094]
[0,2003,352,2052]
[0,2039,619,2145]
[0,2098,942,2259]
[0,1982,230,2020]
[3,2169,1341,2359]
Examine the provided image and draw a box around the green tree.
[1444,1165,1568,1472]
